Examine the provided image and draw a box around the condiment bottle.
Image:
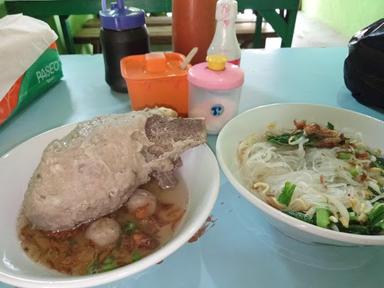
[188,55,244,134]
[172,0,217,65]
[100,0,150,93]
[207,0,241,65]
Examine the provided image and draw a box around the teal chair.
[5,0,299,53]
[238,0,299,48]
[4,0,171,53]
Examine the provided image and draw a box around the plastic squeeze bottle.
[100,0,150,93]
[207,0,241,65]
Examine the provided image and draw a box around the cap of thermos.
[99,0,145,31]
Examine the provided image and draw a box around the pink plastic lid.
[188,62,244,90]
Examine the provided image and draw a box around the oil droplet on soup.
[18,177,188,275]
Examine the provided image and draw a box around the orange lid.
[121,52,188,80]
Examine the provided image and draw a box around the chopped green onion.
[374,219,384,230]
[337,151,352,160]
[316,208,330,228]
[327,122,334,130]
[101,256,118,272]
[123,221,137,234]
[277,182,296,206]
[350,168,359,178]
[348,211,358,222]
[131,250,142,262]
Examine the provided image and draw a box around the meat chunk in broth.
[22,108,206,231]
[126,189,157,219]
[85,218,121,247]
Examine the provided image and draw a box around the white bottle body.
[207,0,241,65]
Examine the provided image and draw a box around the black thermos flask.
[100,0,150,93]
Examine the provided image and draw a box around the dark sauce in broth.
[18,178,188,275]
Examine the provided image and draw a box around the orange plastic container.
[120,52,189,117]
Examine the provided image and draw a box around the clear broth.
[18,177,188,275]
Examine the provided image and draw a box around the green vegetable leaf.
[101,256,118,272]
[86,260,99,274]
[123,221,137,234]
[316,208,330,228]
[348,211,358,222]
[373,157,384,170]
[283,210,314,224]
[374,219,384,230]
[277,182,296,206]
[350,168,359,178]
[131,250,142,262]
[341,224,370,235]
[368,203,384,226]
[337,151,352,160]
[327,122,334,130]
[267,133,291,145]
[267,132,304,146]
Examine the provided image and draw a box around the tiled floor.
[292,11,349,48]
[265,11,349,49]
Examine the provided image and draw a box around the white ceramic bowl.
[0,124,220,288]
[216,103,384,246]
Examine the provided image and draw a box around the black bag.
[344,19,384,108]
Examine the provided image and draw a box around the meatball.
[126,189,157,219]
[85,217,121,247]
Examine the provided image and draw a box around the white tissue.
[0,14,58,101]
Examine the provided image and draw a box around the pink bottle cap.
[188,61,244,91]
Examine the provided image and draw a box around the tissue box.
[0,43,63,125]
[0,15,63,126]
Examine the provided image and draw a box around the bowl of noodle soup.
[216,103,384,246]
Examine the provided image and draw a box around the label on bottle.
[211,104,224,117]
[228,58,240,65]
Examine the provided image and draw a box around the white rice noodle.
[368,180,381,194]
[370,194,384,204]
[325,195,350,227]
[252,182,270,196]
[237,132,373,228]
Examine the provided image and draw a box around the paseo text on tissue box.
[0,14,63,125]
